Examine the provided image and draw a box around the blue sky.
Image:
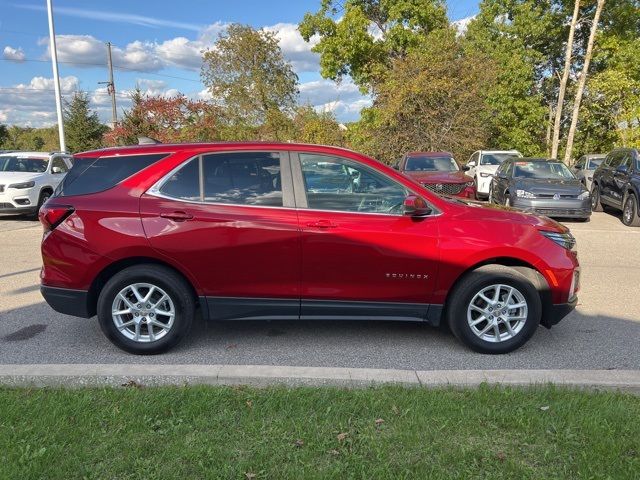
[0,0,479,127]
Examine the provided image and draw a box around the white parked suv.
[466,150,523,200]
[0,151,73,217]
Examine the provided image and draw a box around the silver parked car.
[571,154,606,191]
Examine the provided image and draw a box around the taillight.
[39,204,74,231]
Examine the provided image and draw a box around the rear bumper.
[40,285,92,318]
[512,197,591,218]
[541,296,577,329]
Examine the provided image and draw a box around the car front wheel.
[447,265,541,354]
[97,264,195,354]
[622,193,640,227]
[591,184,603,212]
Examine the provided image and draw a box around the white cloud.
[3,46,26,62]
[299,78,371,121]
[0,76,79,127]
[452,15,476,35]
[263,23,320,72]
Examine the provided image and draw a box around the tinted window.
[480,153,519,165]
[51,156,69,174]
[514,161,574,179]
[0,156,48,173]
[504,162,514,177]
[55,153,168,197]
[575,157,585,169]
[300,153,407,214]
[203,152,282,206]
[587,158,604,170]
[159,158,200,201]
[405,156,458,172]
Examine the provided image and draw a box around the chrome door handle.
[306,220,337,229]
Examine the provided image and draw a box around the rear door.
[141,150,301,320]
[611,152,632,206]
[292,151,440,321]
[600,152,620,202]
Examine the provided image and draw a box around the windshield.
[480,153,520,166]
[405,156,458,172]
[514,161,575,180]
[587,158,604,170]
[0,156,48,173]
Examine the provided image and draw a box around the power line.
[0,58,202,83]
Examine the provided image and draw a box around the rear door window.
[55,153,168,197]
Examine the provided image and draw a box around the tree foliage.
[64,92,108,153]
[104,89,222,146]
[0,125,59,151]
[201,24,299,141]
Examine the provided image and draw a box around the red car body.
[398,151,476,198]
[39,143,579,354]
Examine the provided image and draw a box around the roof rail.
[138,136,162,145]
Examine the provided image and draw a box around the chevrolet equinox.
[39,143,580,354]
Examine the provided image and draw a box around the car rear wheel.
[447,265,541,354]
[591,184,603,212]
[97,264,194,354]
[622,194,640,227]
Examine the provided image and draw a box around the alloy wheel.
[111,283,175,343]
[467,284,528,343]
[623,197,634,225]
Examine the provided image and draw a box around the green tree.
[290,105,346,145]
[299,0,449,92]
[201,24,298,141]
[0,124,8,148]
[349,29,494,163]
[64,92,107,153]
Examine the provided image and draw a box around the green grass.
[0,385,638,479]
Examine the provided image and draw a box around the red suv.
[39,143,579,355]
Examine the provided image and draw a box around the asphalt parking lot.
[0,212,639,370]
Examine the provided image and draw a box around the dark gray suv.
[591,148,640,227]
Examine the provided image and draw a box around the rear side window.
[157,152,283,207]
[55,154,168,197]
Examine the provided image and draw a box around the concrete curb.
[0,364,639,392]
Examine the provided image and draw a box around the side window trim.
[150,150,295,209]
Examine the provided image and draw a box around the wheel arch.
[86,256,202,318]
[441,257,553,328]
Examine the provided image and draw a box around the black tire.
[97,264,195,354]
[622,193,640,227]
[31,189,51,219]
[591,184,603,212]
[447,265,542,354]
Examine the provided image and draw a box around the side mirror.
[403,195,432,217]
[462,165,471,171]
[574,165,582,170]
[392,164,400,170]
[467,160,476,167]
[52,166,62,174]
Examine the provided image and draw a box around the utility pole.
[46,0,66,152]
[99,42,117,128]
[106,42,118,127]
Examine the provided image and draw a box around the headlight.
[465,181,474,187]
[540,230,576,251]
[9,181,35,189]
[516,189,535,198]
[479,172,492,178]
[578,191,590,200]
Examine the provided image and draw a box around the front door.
[141,150,301,320]
[292,152,440,321]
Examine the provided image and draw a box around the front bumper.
[541,295,578,328]
[0,188,39,213]
[41,285,92,318]
[476,175,493,196]
[512,197,591,218]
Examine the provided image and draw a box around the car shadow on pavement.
[0,301,639,371]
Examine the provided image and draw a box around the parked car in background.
[489,158,591,220]
[0,151,73,217]
[396,151,475,198]
[591,148,640,227]
[466,150,522,200]
[40,142,579,355]
[572,154,606,191]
